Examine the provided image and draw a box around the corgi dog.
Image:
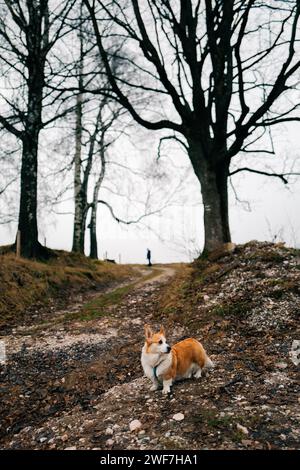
[141,324,214,394]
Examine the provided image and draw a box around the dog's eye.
[158,340,163,345]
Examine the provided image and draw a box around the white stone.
[290,340,300,366]
[129,419,142,432]
[276,362,288,369]
[237,424,249,435]
[106,439,114,446]
[105,427,114,435]
[172,413,184,421]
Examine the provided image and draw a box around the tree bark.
[89,203,98,259]
[17,135,40,258]
[189,142,231,254]
[72,12,87,255]
[17,49,44,258]
[89,141,106,259]
[72,92,86,253]
[200,163,231,254]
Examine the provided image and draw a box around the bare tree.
[0,0,77,258]
[88,135,106,259]
[71,94,121,255]
[72,14,86,254]
[87,103,121,259]
[83,0,300,254]
[70,7,123,255]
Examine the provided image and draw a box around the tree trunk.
[17,51,44,258]
[72,92,86,254]
[199,162,231,254]
[89,142,106,259]
[189,142,231,254]
[72,17,86,255]
[89,203,98,259]
[17,134,40,258]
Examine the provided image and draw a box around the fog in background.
[1,1,300,263]
[1,119,299,264]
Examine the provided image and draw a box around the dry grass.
[0,251,135,330]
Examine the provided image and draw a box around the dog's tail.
[204,356,214,369]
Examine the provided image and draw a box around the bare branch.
[229,167,300,184]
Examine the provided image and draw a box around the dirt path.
[0,265,181,449]
[1,259,299,450]
[1,266,175,353]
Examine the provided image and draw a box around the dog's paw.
[162,388,171,395]
[150,384,160,391]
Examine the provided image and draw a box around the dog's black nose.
[167,346,171,353]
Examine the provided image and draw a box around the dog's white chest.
[141,349,159,379]
[141,347,172,379]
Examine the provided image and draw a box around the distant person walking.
[146,248,152,267]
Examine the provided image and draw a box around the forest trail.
[1,247,299,450]
[0,264,181,449]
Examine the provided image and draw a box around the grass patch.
[267,279,299,299]
[191,409,233,429]
[157,258,254,324]
[246,251,286,263]
[156,264,193,321]
[190,410,262,444]
[0,251,135,330]
[64,284,134,322]
[211,299,253,318]
[286,247,300,258]
[56,268,161,323]
[64,267,163,322]
[159,437,189,450]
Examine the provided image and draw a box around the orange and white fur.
[141,324,214,394]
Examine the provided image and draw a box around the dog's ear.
[159,325,165,337]
[144,324,152,340]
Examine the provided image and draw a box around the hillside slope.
[0,242,299,450]
[0,251,135,332]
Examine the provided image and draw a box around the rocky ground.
[0,243,299,450]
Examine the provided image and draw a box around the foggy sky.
[1,121,299,264]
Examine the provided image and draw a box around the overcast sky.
[1,118,299,264]
[1,2,300,264]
